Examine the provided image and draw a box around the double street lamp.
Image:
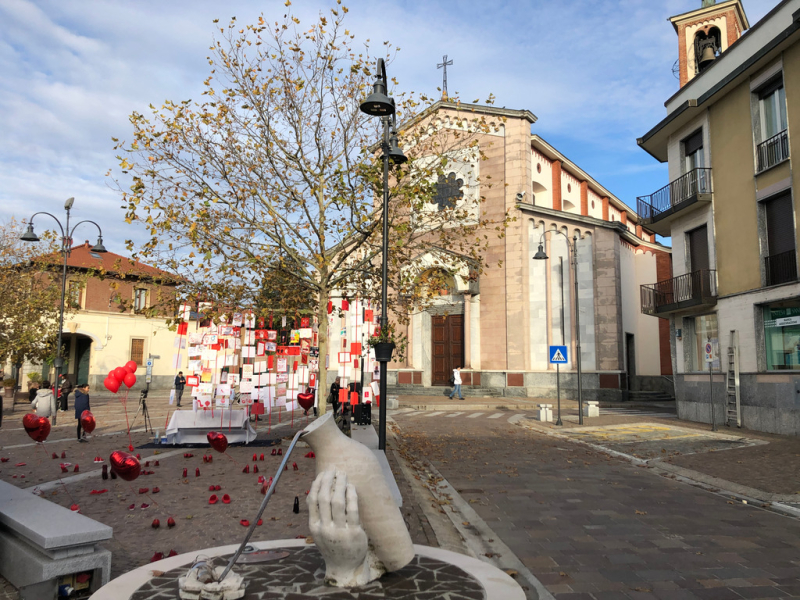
[22,197,107,423]
[533,231,584,425]
[359,58,407,451]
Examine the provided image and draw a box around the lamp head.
[387,132,407,165]
[64,197,74,210]
[20,224,40,243]
[360,79,395,116]
[91,236,108,253]
[533,244,548,260]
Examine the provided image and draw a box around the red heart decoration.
[152,519,160,529]
[123,372,137,389]
[167,517,176,528]
[207,431,228,454]
[240,519,250,527]
[80,410,96,434]
[22,414,51,443]
[125,360,138,373]
[104,377,120,393]
[297,390,315,411]
[222,494,231,504]
[109,451,141,482]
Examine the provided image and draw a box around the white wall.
[633,250,663,376]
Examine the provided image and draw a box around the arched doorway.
[418,269,465,386]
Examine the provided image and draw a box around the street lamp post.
[21,198,107,424]
[359,58,407,451]
[533,231,584,425]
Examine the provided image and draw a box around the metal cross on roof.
[437,54,453,98]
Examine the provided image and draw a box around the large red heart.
[80,410,96,434]
[123,372,137,389]
[104,377,120,394]
[207,432,228,454]
[297,390,315,411]
[22,414,51,443]
[109,451,141,481]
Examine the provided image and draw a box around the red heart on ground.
[240,520,250,527]
[152,519,160,529]
[80,410,96,434]
[109,451,141,482]
[207,431,228,453]
[167,517,176,528]
[22,414,51,443]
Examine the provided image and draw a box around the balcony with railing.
[636,168,713,236]
[756,130,789,173]
[641,269,717,317]
[765,249,797,286]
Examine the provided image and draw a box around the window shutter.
[130,339,144,366]
[758,74,784,100]
[683,129,703,156]
[765,193,795,256]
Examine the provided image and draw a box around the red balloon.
[123,372,137,389]
[109,451,141,482]
[297,389,315,412]
[80,410,96,434]
[207,431,228,454]
[125,361,138,373]
[104,377,120,394]
[22,414,51,443]
[113,367,128,382]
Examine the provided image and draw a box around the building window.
[432,172,464,211]
[683,129,704,172]
[130,338,145,366]
[691,314,719,371]
[133,288,148,312]
[756,75,789,172]
[759,76,788,141]
[763,301,800,370]
[66,281,82,309]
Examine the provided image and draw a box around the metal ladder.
[725,330,741,427]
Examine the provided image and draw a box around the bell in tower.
[669,0,749,87]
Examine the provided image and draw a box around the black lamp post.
[533,232,584,425]
[359,58,407,451]
[21,198,107,424]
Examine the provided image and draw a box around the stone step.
[387,385,505,398]
[627,391,675,402]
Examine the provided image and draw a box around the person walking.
[74,383,91,442]
[174,371,186,407]
[449,366,464,400]
[31,381,57,418]
[58,374,73,412]
[328,376,341,415]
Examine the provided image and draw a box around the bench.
[0,480,112,599]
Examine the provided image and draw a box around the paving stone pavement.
[391,410,800,600]
[0,397,438,597]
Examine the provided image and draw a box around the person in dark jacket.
[59,374,73,412]
[174,372,186,407]
[74,383,90,442]
[328,376,341,415]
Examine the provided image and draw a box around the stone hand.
[308,469,374,587]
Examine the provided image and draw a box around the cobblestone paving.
[393,411,800,600]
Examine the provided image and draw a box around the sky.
[0,0,778,254]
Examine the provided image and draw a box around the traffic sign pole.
[707,339,716,431]
[556,363,562,426]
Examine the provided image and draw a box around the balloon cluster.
[104,361,138,393]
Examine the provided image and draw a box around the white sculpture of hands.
[307,469,382,587]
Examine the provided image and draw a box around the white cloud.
[0,0,781,254]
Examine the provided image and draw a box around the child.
[31,381,56,418]
[74,383,91,442]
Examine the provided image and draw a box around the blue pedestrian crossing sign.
[549,345,568,364]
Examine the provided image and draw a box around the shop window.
[690,314,719,371]
[763,301,800,370]
[130,338,145,366]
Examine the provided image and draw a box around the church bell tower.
[670,0,750,87]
